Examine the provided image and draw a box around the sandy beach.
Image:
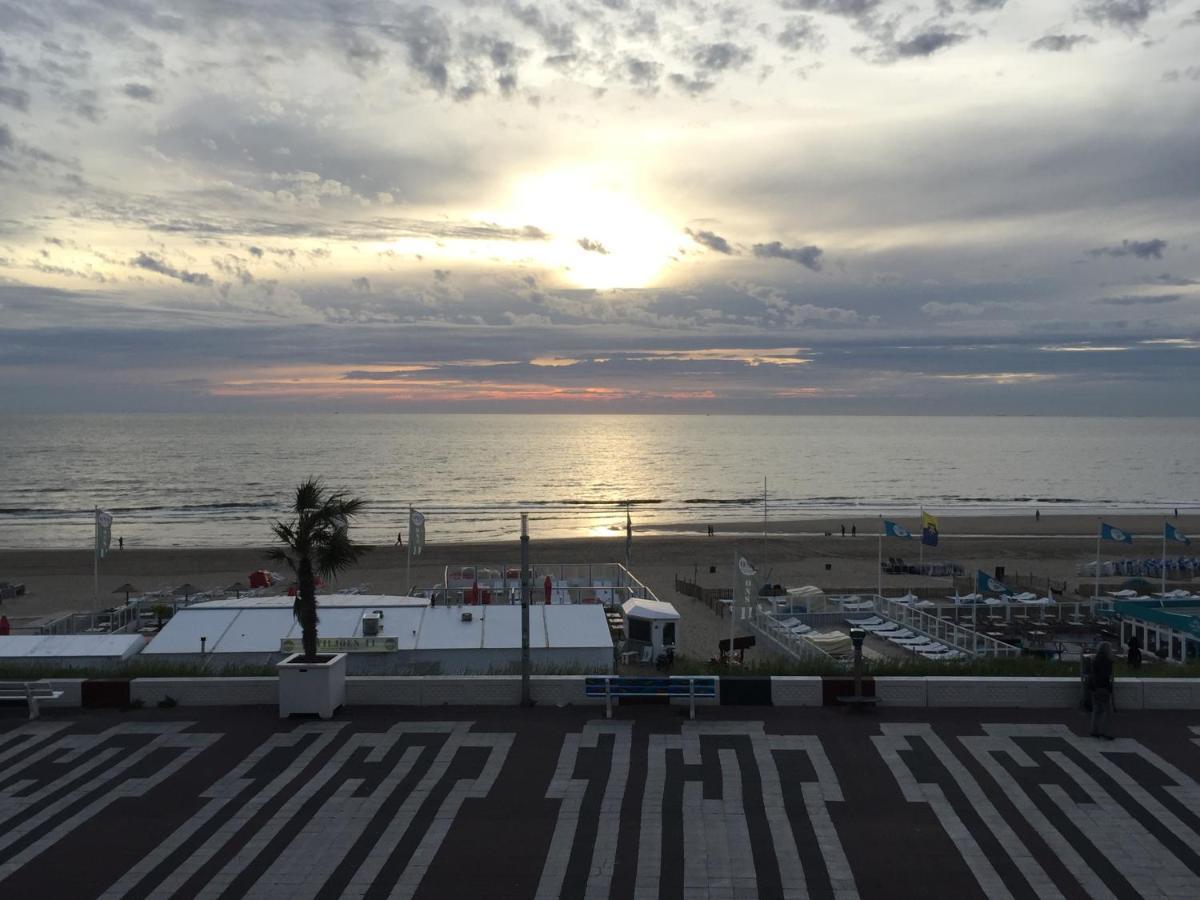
[2,514,1194,624]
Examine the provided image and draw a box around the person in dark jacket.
[1090,642,1115,739]
[1126,633,1142,669]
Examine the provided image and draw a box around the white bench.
[0,681,65,720]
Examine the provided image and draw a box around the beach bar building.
[141,594,614,674]
[621,597,680,662]
[1114,597,1200,663]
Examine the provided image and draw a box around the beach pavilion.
[621,597,680,662]
[1114,597,1200,664]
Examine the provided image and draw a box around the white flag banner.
[408,509,425,557]
[95,509,113,559]
[734,555,758,620]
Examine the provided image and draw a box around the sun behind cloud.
[499,168,684,290]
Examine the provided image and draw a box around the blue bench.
[585,676,718,719]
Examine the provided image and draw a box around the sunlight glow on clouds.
[0,0,1197,413]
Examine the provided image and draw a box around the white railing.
[438,562,657,608]
[749,607,842,665]
[871,596,1022,657]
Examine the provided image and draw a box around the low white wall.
[769,677,823,706]
[130,677,277,706]
[875,677,927,707]
[43,679,85,708]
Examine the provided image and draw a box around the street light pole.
[520,513,532,707]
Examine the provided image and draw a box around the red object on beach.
[287,586,297,597]
[0,615,10,636]
[468,580,479,605]
[544,575,553,604]
[248,570,271,589]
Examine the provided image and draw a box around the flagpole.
[877,521,882,598]
[1095,519,1101,600]
[1162,521,1167,598]
[919,505,924,570]
[729,548,737,664]
[406,506,412,596]
[762,476,767,576]
[93,506,99,614]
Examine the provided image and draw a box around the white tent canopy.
[621,598,680,621]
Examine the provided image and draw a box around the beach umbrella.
[173,583,199,603]
[112,583,140,604]
[224,581,247,599]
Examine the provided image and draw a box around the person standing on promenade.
[1090,642,1115,739]
[1126,632,1142,669]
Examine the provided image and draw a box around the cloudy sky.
[1,0,1198,414]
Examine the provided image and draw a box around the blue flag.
[1100,522,1133,544]
[976,569,1011,595]
[883,520,913,540]
[1166,522,1191,546]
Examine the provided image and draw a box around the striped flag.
[95,509,113,559]
[408,509,425,557]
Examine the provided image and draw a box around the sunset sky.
[1,0,1198,413]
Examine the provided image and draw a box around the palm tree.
[267,478,369,661]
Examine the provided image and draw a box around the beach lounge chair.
[776,617,802,629]
[847,616,884,627]
[789,623,813,635]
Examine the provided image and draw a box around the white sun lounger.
[776,617,802,629]
[789,623,813,635]
[847,616,884,627]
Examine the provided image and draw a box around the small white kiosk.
[622,597,680,661]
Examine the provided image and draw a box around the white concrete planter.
[277,652,347,719]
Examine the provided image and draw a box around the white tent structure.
[142,594,613,674]
[0,634,145,670]
[622,597,680,660]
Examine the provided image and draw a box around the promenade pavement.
[3,705,1199,899]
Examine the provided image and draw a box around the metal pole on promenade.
[1162,523,1167,599]
[521,513,532,706]
[93,507,99,614]
[406,506,412,595]
[728,549,737,665]
[1095,519,1101,600]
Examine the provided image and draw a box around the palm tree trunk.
[297,556,318,660]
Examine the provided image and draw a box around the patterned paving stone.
[2,707,1199,899]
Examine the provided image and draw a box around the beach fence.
[673,575,732,615]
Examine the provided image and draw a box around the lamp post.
[520,513,532,707]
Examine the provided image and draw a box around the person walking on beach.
[118,536,124,550]
[395,530,403,549]
[1035,509,1040,522]
[851,524,856,537]
[1126,633,1142,669]
[1090,642,1115,739]
[841,524,845,537]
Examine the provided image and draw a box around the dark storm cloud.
[503,2,579,55]
[964,0,1007,10]
[0,85,30,111]
[1030,34,1096,52]
[1087,238,1168,259]
[577,237,610,254]
[692,42,754,72]
[668,73,714,96]
[130,252,213,286]
[893,28,969,58]
[1098,293,1182,305]
[121,82,157,101]
[780,0,881,19]
[777,17,826,52]
[752,241,823,270]
[1145,273,1199,285]
[686,228,736,254]
[624,56,662,92]
[1078,0,1166,33]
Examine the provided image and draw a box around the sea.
[0,414,1197,549]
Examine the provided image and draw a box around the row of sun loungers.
[846,616,966,660]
